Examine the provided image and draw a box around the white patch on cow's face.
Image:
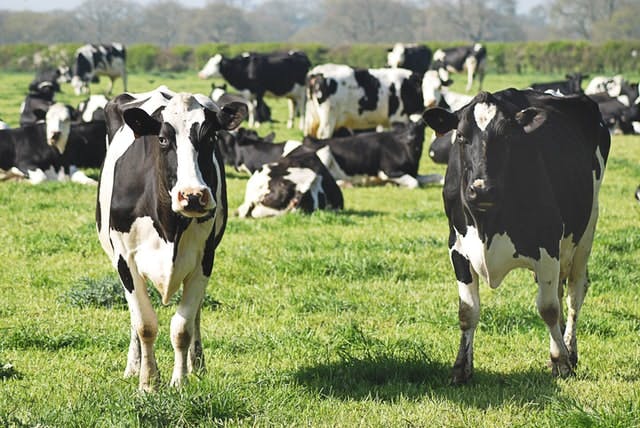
[210,87,226,102]
[433,49,445,62]
[473,102,497,132]
[162,94,216,216]
[387,43,405,68]
[71,75,87,95]
[198,54,222,79]
[80,94,109,122]
[422,70,443,108]
[473,43,483,52]
[45,103,71,152]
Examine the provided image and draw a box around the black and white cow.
[71,43,127,96]
[0,103,95,184]
[304,64,424,138]
[210,83,272,125]
[387,43,432,74]
[96,87,246,391]
[198,50,310,128]
[529,73,588,95]
[431,44,487,92]
[303,113,442,188]
[218,127,298,174]
[63,120,108,169]
[19,77,60,127]
[635,185,640,203]
[423,88,610,384]
[77,94,109,122]
[593,97,640,134]
[236,146,343,218]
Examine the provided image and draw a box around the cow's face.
[45,103,72,153]
[123,94,246,218]
[424,92,547,212]
[422,70,452,108]
[387,44,405,68]
[198,54,223,79]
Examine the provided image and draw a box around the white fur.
[473,102,497,131]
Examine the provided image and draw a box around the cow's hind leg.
[170,273,208,387]
[450,248,480,385]
[535,257,573,377]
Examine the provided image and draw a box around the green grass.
[1,72,639,427]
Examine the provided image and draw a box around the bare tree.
[548,0,623,40]
[138,1,186,47]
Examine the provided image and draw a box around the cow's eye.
[456,134,470,145]
[158,136,169,148]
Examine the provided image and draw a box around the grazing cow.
[96,87,246,391]
[210,83,272,125]
[593,97,640,134]
[304,64,424,138]
[77,94,109,122]
[198,50,310,128]
[218,127,299,174]
[236,146,343,218]
[0,103,94,184]
[430,44,487,91]
[71,43,127,95]
[422,88,610,384]
[303,113,442,188]
[387,43,432,74]
[529,73,588,95]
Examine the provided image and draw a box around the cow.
[304,64,424,138]
[636,186,640,203]
[430,44,487,92]
[387,43,432,74]
[96,87,247,391]
[302,112,442,188]
[19,79,59,127]
[528,73,589,95]
[198,50,310,128]
[77,94,109,122]
[593,97,640,134]
[70,43,127,96]
[236,146,343,218]
[218,127,299,174]
[584,75,625,97]
[0,103,95,184]
[428,130,454,165]
[210,83,272,125]
[63,120,108,169]
[422,88,610,384]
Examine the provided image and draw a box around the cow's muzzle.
[175,188,215,217]
[465,179,495,212]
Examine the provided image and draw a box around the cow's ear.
[216,101,248,130]
[515,107,547,134]
[123,108,161,137]
[422,108,458,135]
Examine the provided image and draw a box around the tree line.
[0,0,638,46]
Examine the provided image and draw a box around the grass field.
[0,71,639,427]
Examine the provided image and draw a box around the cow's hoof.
[550,360,574,378]
[451,365,473,385]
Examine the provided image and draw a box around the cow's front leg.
[188,306,206,374]
[286,98,295,129]
[170,273,208,387]
[450,249,480,385]
[124,323,141,378]
[535,259,573,378]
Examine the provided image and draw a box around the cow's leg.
[124,323,141,378]
[169,273,207,387]
[464,57,478,92]
[450,248,480,385]
[106,77,114,96]
[121,269,160,391]
[317,115,337,139]
[122,69,128,92]
[188,306,205,374]
[535,258,573,377]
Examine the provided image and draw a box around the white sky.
[0,0,547,13]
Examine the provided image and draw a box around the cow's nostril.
[468,185,477,199]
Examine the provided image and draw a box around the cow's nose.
[51,131,61,142]
[178,190,209,211]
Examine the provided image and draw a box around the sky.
[0,0,548,13]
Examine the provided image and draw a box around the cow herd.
[0,41,637,391]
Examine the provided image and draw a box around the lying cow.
[97,87,246,391]
[19,80,59,126]
[423,88,610,384]
[0,103,95,184]
[303,113,442,188]
[387,43,432,74]
[529,73,588,95]
[71,43,127,95]
[430,44,487,92]
[199,50,310,128]
[304,63,424,138]
[237,146,343,218]
[77,94,109,122]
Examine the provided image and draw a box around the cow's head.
[423,91,547,212]
[122,93,247,218]
[198,54,223,79]
[45,103,73,153]
[71,75,90,96]
[422,69,452,108]
[387,43,405,68]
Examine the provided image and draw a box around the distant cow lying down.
[236,146,343,218]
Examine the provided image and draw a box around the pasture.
[1,71,639,427]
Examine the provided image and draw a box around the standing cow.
[387,43,432,74]
[304,64,424,138]
[198,51,310,128]
[71,43,127,96]
[431,44,487,92]
[423,89,609,384]
[96,87,246,391]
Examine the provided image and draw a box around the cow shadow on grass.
[293,355,559,409]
